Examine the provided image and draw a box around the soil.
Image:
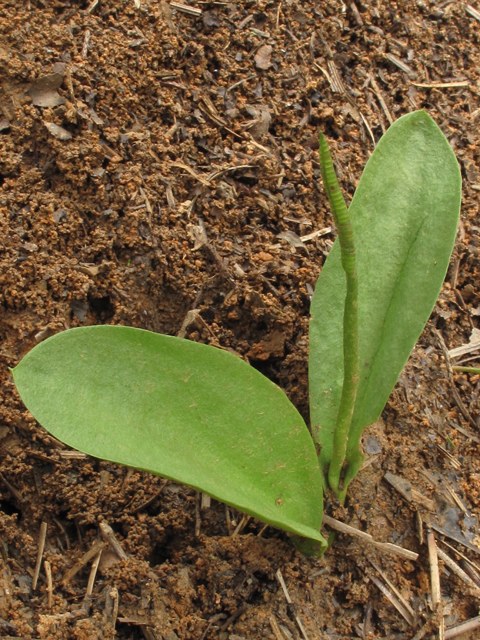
[1,0,480,638]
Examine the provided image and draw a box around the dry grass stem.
[427,530,441,610]
[370,575,414,625]
[436,547,480,593]
[232,515,250,537]
[322,515,419,561]
[99,521,128,561]
[62,539,105,584]
[44,560,53,609]
[269,615,286,640]
[32,522,48,591]
[276,569,310,640]
[368,559,415,620]
[445,615,480,639]
[368,75,394,125]
[170,2,202,16]
[85,548,103,597]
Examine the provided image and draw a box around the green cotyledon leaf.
[310,110,461,492]
[13,325,326,551]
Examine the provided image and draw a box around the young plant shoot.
[12,111,461,555]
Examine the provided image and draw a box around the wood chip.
[277,230,308,252]
[44,121,72,141]
[254,44,273,70]
[300,226,332,242]
[384,472,436,511]
[28,73,65,108]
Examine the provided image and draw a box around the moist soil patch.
[1,1,480,638]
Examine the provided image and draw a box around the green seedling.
[12,111,461,555]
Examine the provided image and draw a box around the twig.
[32,522,48,590]
[436,444,461,470]
[44,560,53,609]
[385,53,415,76]
[219,604,248,632]
[170,1,202,16]
[362,602,373,640]
[445,615,480,639]
[0,473,24,502]
[85,548,103,597]
[411,81,470,89]
[435,330,478,429]
[367,558,415,620]
[131,479,168,513]
[427,520,480,557]
[86,0,99,12]
[226,74,257,94]
[322,515,419,561]
[416,511,424,545]
[54,518,71,550]
[270,615,286,640]
[359,110,376,147]
[99,521,128,561]
[201,493,211,509]
[207,164,255,182]
[275,569,310,640]
[369,75,394,125]
[104,586,119,628]
[439,539,480,576]
[427,530,441,611]
[81,29,91,59]
[436,547,480,592]
[195,492,201,537]
[63,539,105,584]
[232,515,250,536]
[384,472,436,511]
[225,505,232,535]
[300,226,332,242]
[369,575,414,625]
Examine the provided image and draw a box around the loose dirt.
[1,1,480,638]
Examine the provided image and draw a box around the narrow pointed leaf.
[13,325,326,548]
[310,111,461,480]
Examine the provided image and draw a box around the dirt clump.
[1,0,480,638]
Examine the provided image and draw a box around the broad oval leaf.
[310,111,461,482]
[13,325,326,549]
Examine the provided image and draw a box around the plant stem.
[318,133,359,499]
[452,366,480,374]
